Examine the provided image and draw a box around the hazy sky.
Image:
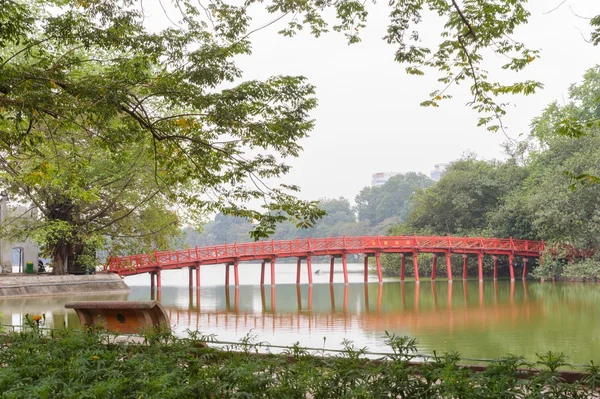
[152,1,599,203]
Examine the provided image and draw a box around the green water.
[1,275,599,364]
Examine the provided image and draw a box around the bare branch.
[543,0,567,15]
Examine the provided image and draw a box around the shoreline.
[0,274,130,298]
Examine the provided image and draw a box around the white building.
[371,172,401,187]
[0,192,40,273]
[430,163,448,182]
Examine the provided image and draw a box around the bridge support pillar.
[462,254,468,280]
[296,258,301,285]
[329,256,335,284]
[478,254,484,282]
[446,252,453,282]
[260,260,265,286]
[522,257,528,279]
[492,255,498,280]
[400,254,406,282]
[375,252,382,283]
[431,254,437,281]
[342,253,349,284]
[189,267,193,288]
[234,261,239,287]
[413,252,420,283]
[363,255,369,283]
[156,270,161,289]
[270,258,276,286]
[307,256,313,285]
[150,272,155,290]
[225,264,230,286]
[509,254,515,281]
[196,263,201,288]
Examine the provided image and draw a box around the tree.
[407,156,528,236]
[355,173,433,229]
[0,1,325,273]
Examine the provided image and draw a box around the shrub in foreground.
[0,328,598,398]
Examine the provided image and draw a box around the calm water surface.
[1,263,599,364]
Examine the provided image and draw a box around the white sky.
[151,1,600,203]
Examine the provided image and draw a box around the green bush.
[0,329,598,398]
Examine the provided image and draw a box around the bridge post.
[509,254,515,281]
[522,257,528,279]
[270,258,276,286]
[329,256,335,284]
[189,267,193,288]
[413,251,420,283]
[260,260,265,286]
[342,253,349,284]
[375,252,382,283]
[492,255,498,279]
[445,252,453,282]
[225,264,230,286]
[462,254,468,280]
[400,254,406,282]
[478,253,484,282]
[196,263,201,288]
[307,256,313,285]
[296,258,301,285]
[431,254,437,281]
[150,272,155,290]
[234,260,239,287]
[363,255,369,282]
[156,270,161,289]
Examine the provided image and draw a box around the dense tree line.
[383,67,600,280]
[182,173,433,247]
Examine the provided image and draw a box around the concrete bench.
[65,301,170,334]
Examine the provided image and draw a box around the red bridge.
[106,235,544,288]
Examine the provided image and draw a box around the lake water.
[1,263,599,365]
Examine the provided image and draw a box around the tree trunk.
[52,242,70,275]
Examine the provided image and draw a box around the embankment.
[0,274,130,297]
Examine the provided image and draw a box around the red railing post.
[446,252,453,282]
[413,251,420,283]
[234,260,239,286]
[375,252,382,283]
[493,255,498,280]
[270,257,276,286]
[329,256,335,284]
[400,254,406,282]
[342,253,349,284]
[196,262,201,288]
[296,258,301,285]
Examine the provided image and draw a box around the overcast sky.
[150,1,600,204]
[226,0,599,202]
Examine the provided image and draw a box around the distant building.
[430,163,448,182]
[371,172,401,187]
[0,192,39,273]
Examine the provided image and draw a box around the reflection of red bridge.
[106,236,544,288]
[165,281,540,333]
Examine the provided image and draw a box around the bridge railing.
[105,235,545,273]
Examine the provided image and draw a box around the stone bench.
[65,301,170,334]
